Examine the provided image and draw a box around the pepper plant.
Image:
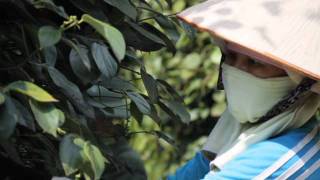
[0,0,191,179]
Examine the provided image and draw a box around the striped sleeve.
[202,125,320,180]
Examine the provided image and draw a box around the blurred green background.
[128,0,226,179]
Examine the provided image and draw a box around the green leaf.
[165,100,191,124]
[0,92,5,105]
[86,85,124,108]
[81,14,126,60]
[127,21,165,45]
[100,76,136,91]
[38,26,62,48]
[27,0,69,19]
[83,142,106,180]
[157,79,183,102]
[69,43,98,84]
[141,23,176,54]
[127,92,151,115]
[141,68,158,103]
[47,67,95,119]
[103,0,137,20]
[119,22,164,51]
[91,43,118,79]
[130,102,143,124]
[154,131,176,146]
[0,95,18,139]
[12,99,35,131]
[29,100,65,137]
[5,81,58,102]
[60,134,86,175]
[155,15,180,43]
[43,46,57,66]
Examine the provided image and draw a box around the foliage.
[0,0,191,179]
[129,0,226,179]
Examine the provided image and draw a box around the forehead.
[213,37,288,71]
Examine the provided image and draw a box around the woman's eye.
[249,59,261,65]
[225,52,236,59]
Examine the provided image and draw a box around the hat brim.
[177,0,320,81]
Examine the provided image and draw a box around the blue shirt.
[167,120,320,180]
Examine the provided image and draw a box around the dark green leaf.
[103,0,137,20]
[38,26,62,48]
[69,43,98,84]
[69,0,108,20]
[12,99,35,131]
[154,131,175,146]
[27,0,68,19]
[148,104,161,124]
[141,23,176,54]
[5,81,58,102]
[165,100,190,124]
[91,43,118,79]
[43,46,57,66]
[86,85,124,108]
[130,102,143,124]
[29,100,65,137]
[119,22,164,51]
[47,67,95,119]
[141,68,158,103]
[60,134,86,175]
[127,92,151,115]
[101,106,130,119]
[155,15,180,43]
[157,79,183,102]
[0,92,5,105]
[82,14,126,60]
[127,21,165,45]
[0,95,18,139]
[100,76,136,91]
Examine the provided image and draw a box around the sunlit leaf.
[83,142,106,180]
[29,100,65,137]
[5,81,58,102]
[82,14,126,60]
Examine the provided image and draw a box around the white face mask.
[222,63,297,123]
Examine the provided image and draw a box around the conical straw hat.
[177,0,320,81]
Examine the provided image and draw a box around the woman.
[168,0,320,179]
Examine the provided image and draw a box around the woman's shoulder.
[206,122,320,180]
